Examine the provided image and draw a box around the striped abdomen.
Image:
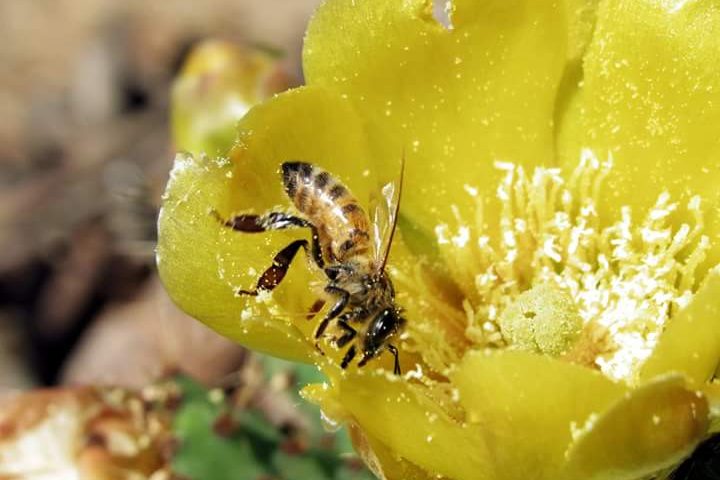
[282,162,371,263]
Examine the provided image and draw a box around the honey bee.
[215,160,405,374]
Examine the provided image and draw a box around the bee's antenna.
[381,148,405,270]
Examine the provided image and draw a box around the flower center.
[395,150,709,383]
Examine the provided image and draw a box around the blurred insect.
[214,158,405,374]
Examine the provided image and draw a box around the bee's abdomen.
[282,162,370,261]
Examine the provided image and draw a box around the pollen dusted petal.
[229,85,416,279]
[556,0,720,265]
[159,86,416,363]
[304,0,568,234]
[305,370,497,480]
[157,152,310,361]
[451,350,627,479]
[231,86,376,208]
[563,0,602,63]
[561,376,709,480]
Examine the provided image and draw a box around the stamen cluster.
[396,150,708,383]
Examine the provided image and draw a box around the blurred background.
[0,0,321,391]
[0,1,381,478]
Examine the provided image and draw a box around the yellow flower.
[157,2,720,479]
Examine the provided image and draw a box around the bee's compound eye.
[364,307,402,357]
[374,308,398,337]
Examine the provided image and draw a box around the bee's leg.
[314,286,349,339]
[334,319,357,348]
[213,211,324,269]
[307,228,324,269]
[212,211,267,232]
[214,210,307,232]
[387,344,401,375]
[306,298,326,320]
[340,345,357,370]
[238,239,308,296]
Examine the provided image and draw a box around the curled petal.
[451,350,627,479]
[561,375,709,480]
[304,370,497,480]
[159,86,414,361]
[157,152,311,362]
[640,269,720,386]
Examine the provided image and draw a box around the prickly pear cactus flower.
[157,2,720,479]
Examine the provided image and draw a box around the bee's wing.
[369,152,405,270]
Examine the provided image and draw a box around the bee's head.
[358,307,405,366]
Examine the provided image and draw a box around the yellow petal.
[346,424,435,480]
[171,40,291,157]
[701,382,720,433]
[640,269,720,385]
[159,86,414,361]
[451,350,627,479]
[561,375,709,480]
[554,0,600,146]
[156,152,310,362]
[557,0,720,263]
[304,369,497,480]
[564,0,601,63]
[229,84,417,311]
[304,0,567,233]
[230,86,377,207]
